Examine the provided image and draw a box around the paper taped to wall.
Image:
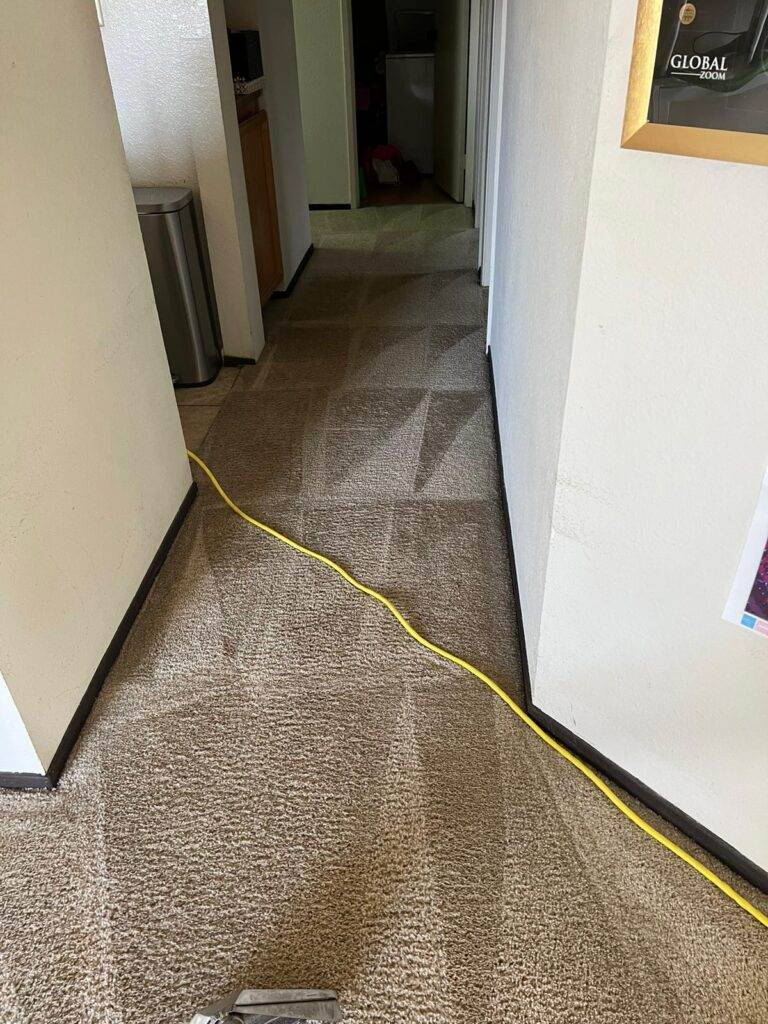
[724,468,768,639]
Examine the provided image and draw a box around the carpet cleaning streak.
[188,449,768,931]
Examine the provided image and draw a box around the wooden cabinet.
[238,106,283,304]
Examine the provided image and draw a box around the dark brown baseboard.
[0,771,51,791]
[0,481,197,792]
[486,351,768,894]
[308,203,351,210]
[222,355,257,367]
[273,245,314,299]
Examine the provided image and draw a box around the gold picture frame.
[622,0,768,166]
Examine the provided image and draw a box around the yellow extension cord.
[187,449,768,931]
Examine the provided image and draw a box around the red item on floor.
[363,144,406,187]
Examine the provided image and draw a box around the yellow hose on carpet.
[187,449,768,930]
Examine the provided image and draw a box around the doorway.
[291,0,501,280]
[351,0,473,207]
[352,0,473,205]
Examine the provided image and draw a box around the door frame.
[473,0,494,233]
[481,0,507,296]
[341,0,360,208]
[433,0,471,203]
[464,0,482,207]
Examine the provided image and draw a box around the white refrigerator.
[385,53,435,175]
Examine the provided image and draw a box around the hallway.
[1,207,767,1024]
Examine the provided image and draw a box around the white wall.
[224,0,312,288]
[0,0,192,774]
[0,674,44,777]
[100,0,265,361]
[490,0,768,868]
[535,0,768,869]
[292,0,358,207]
[489,0,612,675]
[207,0,268,348]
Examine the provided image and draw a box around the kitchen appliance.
[386,53,435,174]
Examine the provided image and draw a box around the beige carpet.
[1,205,766,1024]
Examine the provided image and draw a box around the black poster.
[649,1,768,134]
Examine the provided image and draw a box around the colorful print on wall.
[724,469,768,637]
[745,540,768,622]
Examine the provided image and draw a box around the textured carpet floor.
[1,204,767,1024]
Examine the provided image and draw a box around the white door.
[433,0,471,202]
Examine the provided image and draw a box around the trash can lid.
[133,186,193,214]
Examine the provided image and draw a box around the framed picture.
[623,0,768,165]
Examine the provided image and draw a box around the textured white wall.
[256,0,313,285]
[292,0,357,207]
[0,674,43,777]
[100,0,265,361]
[488,0,612,675]
[532,0,768,868]
[0,0,191,772]
[224,0,312,288]
[207,0,267,349]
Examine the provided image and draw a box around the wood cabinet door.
[240,110,284,304]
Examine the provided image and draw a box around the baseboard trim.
[0,481,197,792]
[0,771,51,791]
[486,351,768,894]
[222,355,257,367]
[527,701,768,893]
[309,203,351,211]
[273,244,314,299]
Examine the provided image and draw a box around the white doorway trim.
[464,0,481,207]
[482,0,507,297]
[341,0,360,208]
[474,0,494,235]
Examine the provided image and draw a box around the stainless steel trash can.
[134,187,221,387]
